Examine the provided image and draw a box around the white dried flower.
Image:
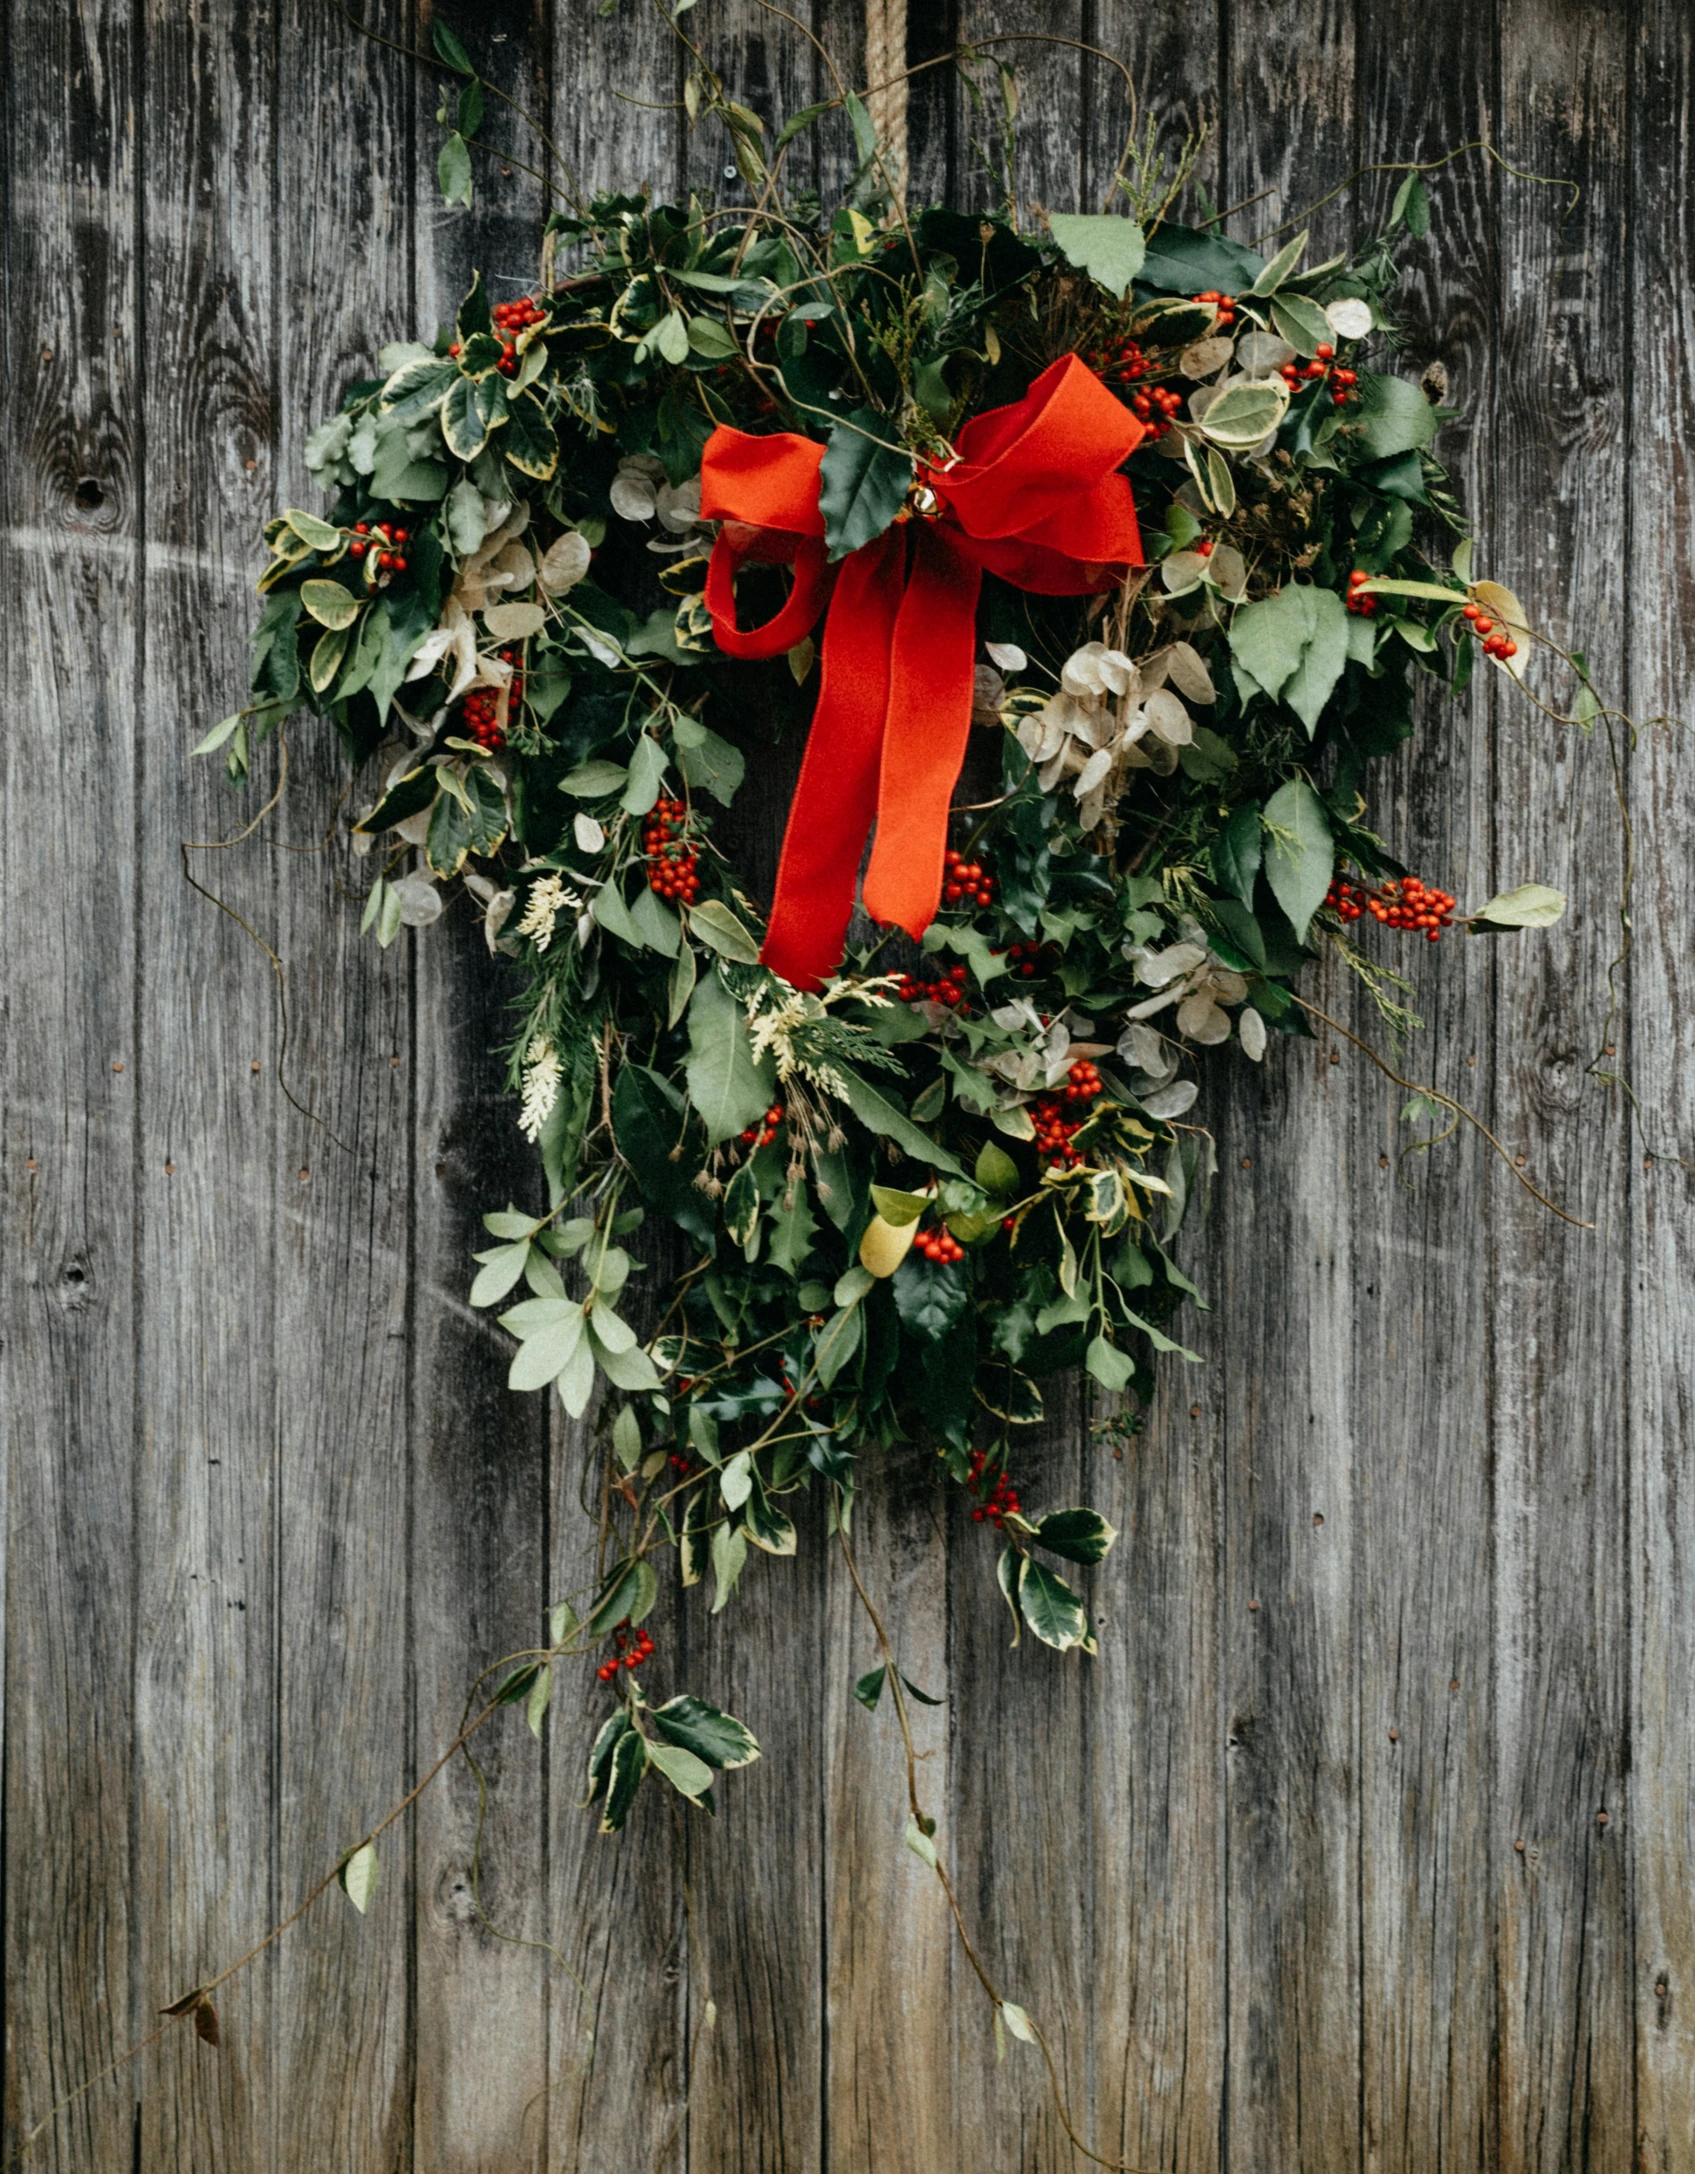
[517,871,580,952]
[518,1040,562,1142]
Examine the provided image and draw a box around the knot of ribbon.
[698,353,1147,989]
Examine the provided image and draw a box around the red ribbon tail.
[760,529,903,990]
[861,526,982,942]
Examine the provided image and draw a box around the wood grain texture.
[1351,10,1502,2170]
[1492,7,1635,2170]
[0,2,141,2167]
[1627,13,1695,2168]
[132,1,282,2161]
[407,11,556,2171]
[2,4,1692,2170]
[270,3,417,2167]
[1217,9,1364,2169]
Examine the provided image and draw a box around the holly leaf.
[1261,776,1333,942]
[818,408,911,562]
[652,1695,761,1769]
[646,1739,715,1804]
[1032,1508,1118,1565]
[892,1252,969,1340]
[600,1727,648,1832]
[1047,211,1146,298]
[1017,1558,1093,1652]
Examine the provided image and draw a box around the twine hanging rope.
[863,0,909,197]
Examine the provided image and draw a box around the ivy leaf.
[1261,777,1333,942]
[582,1710,632,1807]
[685,970,777,1143]
[1228,585,1350,736]
[441,374,488,460]
[1390,170,1431,237]
[600,1727,647,1832]
[1354,372,1438,459]
[1032,1508,1118,1565]
[437,131,474,209]
[1197,377,1289,451]
[645,1736,715,1806]
[1085,1333,1136,1394]
[338,1841,379,1915]
[584,1556,659,1638]
[652,1695,761,1769]
[432,19,474,72]
[974,1141,1020,1198]
[379,357,458,422]
[672,713,745,804]
[1047,211,1146,298]
[818,409,911,562]
[1213,801,1263,905]
[854,1664,887,1711]
[503,390,558,479]
[1248,227,1308,296]
[1017,1558,1092,1652]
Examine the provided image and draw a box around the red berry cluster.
[1326,872,1457,941]
[966,1447,1022,1527]
[738,1102,785,1149]
[895,961,971,1009]
[1345,568,1379,617]
[449,293,547,377]
[1129,383,1185,438]
[1460,601,1519,660]
[942,847,996,907]
[596,1618,655,1681]
[458,647,525,752]
[1030,1101,1083,1166]
[667,1450,696,1475]
[348,519,409,574]
[913,1220,964,1265]
[1062,1058,1105,1105]
[643,797,701,904]
[998,938,1057,979]
[1279,342,1358,406]
[1193,289,1238,328]
[1082,334,1150,386]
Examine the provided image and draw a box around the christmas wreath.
[214,113,1568,1838]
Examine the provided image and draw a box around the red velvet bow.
[699,354,1146,989]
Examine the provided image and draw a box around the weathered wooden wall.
[3,1,1691,2167]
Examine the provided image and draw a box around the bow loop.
[698,355,1145,987]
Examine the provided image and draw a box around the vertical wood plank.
[662,14,839,2166]
[1217,7,1362,2169]
[269,2,418,2164]
[0,1,141,2165]
[132,3,282,2163]
[1628,12,1695,2164]
[541,16,692,2172]
[1075,15,1231,2171]
[1351,10,1503,2170]
[823,1462,956,2174]
[408,8,555,2169]
[1492,5,1634,2167]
